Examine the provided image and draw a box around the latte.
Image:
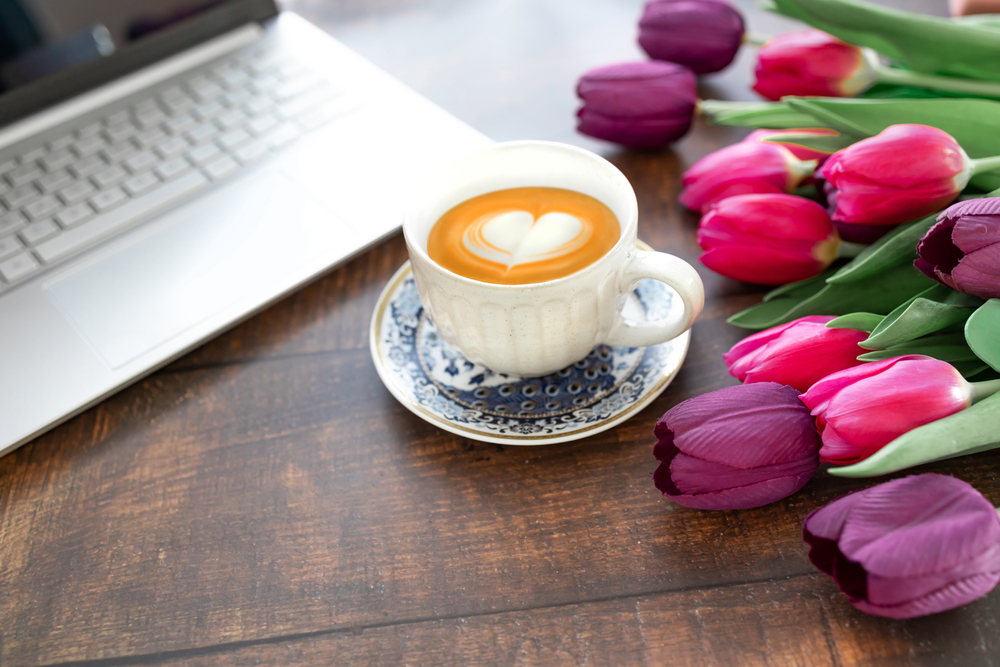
[427,187,620,285]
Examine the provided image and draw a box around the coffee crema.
[426,187,620,285]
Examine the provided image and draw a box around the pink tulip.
[753,30,876,101]
[744,128,839,168]
[821,124,971,227]
[697,193,841,285]
[576,61,697,147]
[800,355,973,466]
[724,316,868,392]
[679,139,817,212]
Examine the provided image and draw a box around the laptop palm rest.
[43,168,355,369]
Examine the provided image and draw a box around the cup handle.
[603,250,705,348]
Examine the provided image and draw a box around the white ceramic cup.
[403,140,705,377]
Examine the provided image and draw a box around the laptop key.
[0,158,17,175]
[20,218,60,245]
[37,169,74,193]
[0,250,39,283]
[155,157,191,181]
[55,203,95,229]
[247,114,278,137]
[187,124,220,145]
[58,181,96,205]
[215,108,246,130]
[203,155,238,181]
[70,155,107,178]
[23,195,61,221]
[218,129,250,151]
[40,149,75,172]
[0,234,23,260]
[92,165,129,189]
[73,134,107,157]
[155,136,189,159]
[124,151,157,173]
[123,171,160,195]
[20,147,47,162]
[90,187,127,212]
[244,97,274,116]
[0,211,27,235]
[105,109,132,126]
[35,171,209,264]
[7,163,43,187]
[187,143,221,165]
[134,128,167,148]
[105,122,139,144]
[265,124,301,149]
[165,113,197,135]
[49,134,75,151]
[3,185,39,209]
[233,140,269,165]
[103,141,138,164]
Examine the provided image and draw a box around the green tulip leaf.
[826,214,939,284]
[966,299,1000,373]
[826,312,884,332]
[728,263,934,330]
[698,100,822,129]
[759,131,855,154]
[857,332,978,361]
[861,285,983,349]
[828,391,1000,478]
[768,0,1000,82]
[762,268,835,303]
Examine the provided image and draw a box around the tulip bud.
[576,61,696,147]
[638,0,745,75]
[653,382,821,510]
[752,30,877,101]
[804,473,1000,619]
[915,198,1000,300]
[680,139,817,212]
[800,355,973,466]
[697,193,840,285]
[724,316,868,392]
[821,124,971,227]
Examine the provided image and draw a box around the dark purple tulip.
[653,382,821,510]
[915,197,1000,299]
[576,61,697,148]
[638,0,745,75]
[804,474,1000,619]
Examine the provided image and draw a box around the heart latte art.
[427,187,620,285]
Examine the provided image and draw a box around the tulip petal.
[699,245,827,285]
[723,317,834,382]
[837,475,1000,579]
[669,451,818,495]
[855,569,1000,619]
[577,108,692,147]
[665,472,816,511]
[866,543,1000,609]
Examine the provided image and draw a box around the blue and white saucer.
[369,259,690,445]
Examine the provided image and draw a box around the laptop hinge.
[0,23,264,152]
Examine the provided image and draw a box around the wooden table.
[3,1,998,665]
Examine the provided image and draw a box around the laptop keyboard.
[0,47,355,290]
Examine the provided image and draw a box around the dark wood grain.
[4,1,997,666]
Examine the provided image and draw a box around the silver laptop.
[0,0,490,457]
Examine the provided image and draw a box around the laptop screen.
[0,0,276,126]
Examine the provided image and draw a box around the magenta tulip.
[653,382,821,510]
[821,124,971,228]
[724,316,868,392]
[915,197,1000,299]
[576,61,697,147]
[680,138,817,212]
[804,474,1000,619]
[697,193,840,285]
[752,30,876,101]
[800,355,973,466]
[638,0,745,75]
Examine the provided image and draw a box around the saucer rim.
[368,256,689,445]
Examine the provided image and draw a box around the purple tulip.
[576,61,697,147]
[638,0,745,75]
[804,474,1000,619]
[915,197,1000,299]
[653,382,821,510]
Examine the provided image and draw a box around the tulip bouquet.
[571,0,1000,620]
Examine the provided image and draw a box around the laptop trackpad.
[45,170,353,369]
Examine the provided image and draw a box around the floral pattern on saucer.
[370,262,689,444]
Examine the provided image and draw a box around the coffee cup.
[403,140,704,377]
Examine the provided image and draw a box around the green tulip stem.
[742,32,770,47]
[874,64,1000,100]
[971,378,1000,404]
[836,241,866,259]
[970,155,1000,176]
